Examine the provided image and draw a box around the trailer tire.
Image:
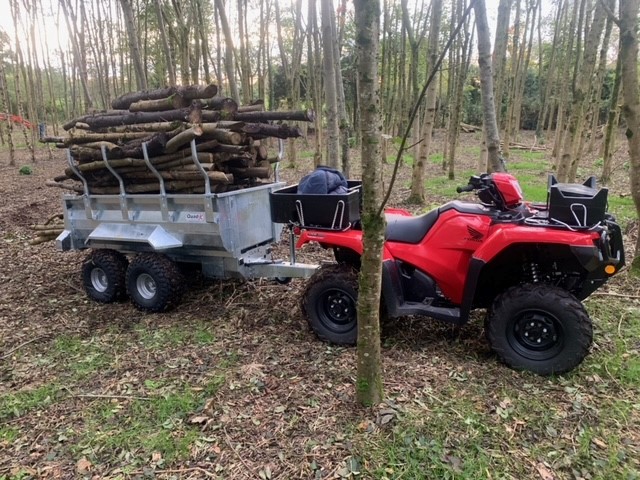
[302,265,359,345]
[126,253,185,312]
[486,283,592,375]
[82,249,128,303]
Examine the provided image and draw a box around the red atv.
[272,172,625,375]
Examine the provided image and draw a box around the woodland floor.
[0,130,639,480]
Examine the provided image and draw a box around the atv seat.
[385,209,440,244]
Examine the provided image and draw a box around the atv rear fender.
[296,228,396,261]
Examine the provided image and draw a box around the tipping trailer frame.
[56,140,317,310]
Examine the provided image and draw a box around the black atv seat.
[385,208,440,244]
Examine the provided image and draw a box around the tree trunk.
[214,0,240,102]
[354,0,384,407]
[601,54,622,184]
[409,0,443,203]
[475,0,504,173]
[557,0,607,182]
[155,0,176,86]
[322,0,340,168]
[619,0,640,267]
[119,0,147,91]
[492,0,511,128]
[59,0,94,110]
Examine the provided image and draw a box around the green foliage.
[78,387,202,464]
[18,165,32,175]
[0,383,61,421]
[135,323,216,348]
[51,335,113,380]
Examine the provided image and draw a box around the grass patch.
[463,146,482,155]
[51,335,113,379]
[424,170,476,197]
[299,149,315,159]
[358,376,640,479]
[135,322,216,349]
[584,297,640,387]
[429,152,444,165]
[607,195,636,227]
[0,426,20,442]
[0,383,61,420]
[77,380,223,466]
[508,159,550,171]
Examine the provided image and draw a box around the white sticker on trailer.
[185,212,206,223]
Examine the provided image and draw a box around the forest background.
[0,0,639,478]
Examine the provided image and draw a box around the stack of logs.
[43,84,314,194]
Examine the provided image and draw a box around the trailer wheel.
[82,249,128,303]
[302,265,359,345]
[486,283,592,375]
[126,253,185,312]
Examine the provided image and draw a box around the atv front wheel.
[126,253,186,312]
[302,265,359,345]
[486,284,592,375]
[82,249,128,303]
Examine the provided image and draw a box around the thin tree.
[354,0,384,407]
[59,0,94,109]
[155,0,176,85]
[214,0,239,102]
[119,0,147,91]
[557,0,607,182]
[492,0,511,128]
[475,0,504,172]
[408,0,443,203]
[601,54,622,184]
[0,41,16,166]
[322,0,340,168]
[619,0,640,267]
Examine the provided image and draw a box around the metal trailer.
[56,140,317,311]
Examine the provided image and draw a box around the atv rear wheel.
[82,249,128,303]
[302,265,359,345]
[486,284,592,375]
[126,253,186,312]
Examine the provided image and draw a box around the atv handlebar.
[456,184,475,193]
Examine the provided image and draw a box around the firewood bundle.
[43,84,314,194]
[29,214,64,245]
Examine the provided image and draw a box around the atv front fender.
[471,226,600,263]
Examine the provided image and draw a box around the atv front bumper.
[571,219,625,299]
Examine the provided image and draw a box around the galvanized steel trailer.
[56,141,317,311]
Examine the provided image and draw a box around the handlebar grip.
[456,184,474,193]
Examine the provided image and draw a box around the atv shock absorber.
[527,261,541,283]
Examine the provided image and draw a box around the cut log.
[111,86,178,109]
[236,103,265,113]
[99,121,184,133]
[165,125,203,153]
[238,123,303,139]
[460,122,481,133]
[201,128,243,145]
[111,85,218,110]
[63,109,128,130]
[229,166,271,179]
[232,109,315,122]
[198,96,238,113]
[122,170,232,183]
[70,107,219,130]
[65,130,152,145]
[128,95,190,112]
